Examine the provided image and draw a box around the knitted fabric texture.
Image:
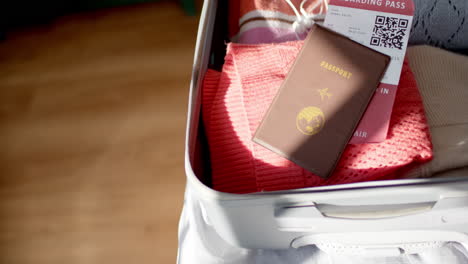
[410,0,468,50]
[404,45,468,178]
[202,41,433,194]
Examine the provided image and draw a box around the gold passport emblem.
[317,88,332,101]
[296,106,325,135]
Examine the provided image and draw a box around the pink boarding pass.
[324,0,414,143]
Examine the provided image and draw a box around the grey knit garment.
[410,0,468,50]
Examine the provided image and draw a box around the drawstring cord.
[284,0,328,39]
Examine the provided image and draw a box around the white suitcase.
[182,0,468,254]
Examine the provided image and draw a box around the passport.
[252,25,390,178]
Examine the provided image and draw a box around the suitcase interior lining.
[191,0,229,188]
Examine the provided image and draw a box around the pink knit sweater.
[202,41,433,194]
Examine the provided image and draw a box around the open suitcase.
[179,0,468,262]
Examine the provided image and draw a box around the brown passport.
[253,25,390,178]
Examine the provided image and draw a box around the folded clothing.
[202,41,433,194]
[403,45,468,178]
[410,0,468,50]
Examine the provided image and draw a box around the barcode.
[370,15,408,50]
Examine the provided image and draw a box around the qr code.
[370,16,408,49]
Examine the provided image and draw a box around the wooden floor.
[0,2,198,263]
